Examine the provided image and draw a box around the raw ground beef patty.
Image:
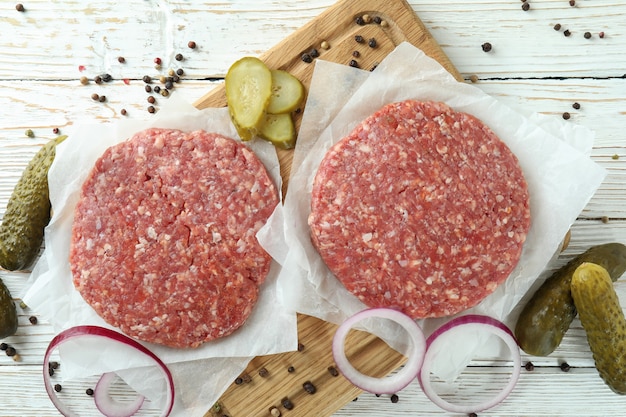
[309,100,531,319]
[70,128,278,348]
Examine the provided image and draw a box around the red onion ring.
[43,325,175,417]
[94,372,145,417]
[332,307,426,394]
[418,314,521,413]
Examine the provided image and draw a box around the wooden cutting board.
[198,0,462,415]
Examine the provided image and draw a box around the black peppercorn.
[86,388,94,396]
[562,112,571,120]
[301,53,313,63]
[29,315,38,325]
[165,80,174,90]
[175,53,184,61]
[54,384,62,392]
[0,343,8,350]
[564,29,571,37]
[176,68,184,76]
[355,35,364,43]
[49,361,60,370]
[349,60,359,68]
[373,16,382,24]
[118,56,126,63]
[241,373,252,383]
[355,16,365,25]
[94,75,103,84]
[172,75,180,83]
[188,41,196,49]
[258,367,269,377]
[560,362,571,372]
[147,105,156,114]
[584,31,591,39]
[368,38,377,48]
[302,381,317,394]
[309,48,319,58]
[287,365,295,373]
[572,102,581,109]
[352,50,360,58]
[569,0,575,6]
[145,85,152,93]
[522,2,530,11]
[121,109,127,116]
[234,377,243,385]
[48,367,55,376]
[297,343,305,352]
[5,346,16,356]
[481,42,492,52]
[327,366,339,377]
[281,397,294,410]
[468,413,478,417]
[91,93,100,101]
[99,95,106,103]
[525,361,535,371]
[390,394,399,403]
[153,86,161,93]
[554,23,562,31]
[16,4,25,12]
[143,75,152,84]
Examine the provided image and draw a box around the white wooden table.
[1,0,625,416]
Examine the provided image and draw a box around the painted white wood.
[1,0,626,416]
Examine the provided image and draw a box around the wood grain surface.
[0,0,626,416]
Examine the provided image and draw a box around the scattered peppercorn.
[554,23,562,31]
[48,367,55,376]
[269,406,281,417]
[612,154,620,160]
[355,16,365,25]
[469,74,479,83]
[380,20,388,28]
[159,75,167,84]
[352,397,358,402]
[320,40,330,50]
[147,96,156,104]
[564,29,571,37]
[161,89,170,97]
[147,105,156,114]
[172,75,180,83]
[0,343,7,350]
[52,127,60,134]
[99,95,106,103]
[25,129,34,138]
[302,381,317,394]
[5,346,16,356]
[54,384,62,392]
[175,53,184,61]
[120,108,127,116]
[49,361,60,370]
[16,4,25,12]
[29,315,38,325]
[91,93,100,101]
[165,80,174,90]
[481,42,492,52]
[287,365,295,373]
[145,85,152,93]
[584,31,592,39]
[368,38,377,48]
[19,301,27,309]
[188,41,197,49]
[569,0,575,6]
[352,50,360,58]
[390,394,399,403]
[370,64,378,71]
[309,48,320,58]
[349,60,359,68]
[153,86,161,94]
[300,52,312,63]
[355,35,364,43]
[143,75,152,84]
[599,32,605,38]
[86,388,94,396]
[234,377,243,385]
[522,2,530,11]
[469,413,478,417]
[297,343,305,352]
[525,361,535,371]
[154,57,162,65]
[117,56,126,63]
[362,14,372,23]
[562,112,571,120]
[258,367,269,377]
[327,366,339,377]
[80,76,89,85]
[281,397,294,410]
[374,16,382,24]
[176,68,184,76]
[560,362,571,372]
[601,216,610,223]
[94,75,103,84]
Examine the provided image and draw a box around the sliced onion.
[418,314,521,414]
[44,325,175,417]
[332,307,426,394]
[94,372,145,417]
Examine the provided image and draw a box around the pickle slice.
[267,69,305,114]
[225,57,273,141]
[259,113,296,149]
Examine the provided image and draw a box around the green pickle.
[571,262,626,394]
[0,278,17,338]
[0,135,66,271]
[515,243,626,356]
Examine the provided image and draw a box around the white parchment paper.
[257,42,606,381]
[23,95,298,416]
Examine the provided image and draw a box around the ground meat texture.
[309,100,530,319]
[70,128,278,348]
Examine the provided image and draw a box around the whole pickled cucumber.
[0,278,17,338]
[571,262,626,394]
[515,242,626,356]
[0,135,66,271]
